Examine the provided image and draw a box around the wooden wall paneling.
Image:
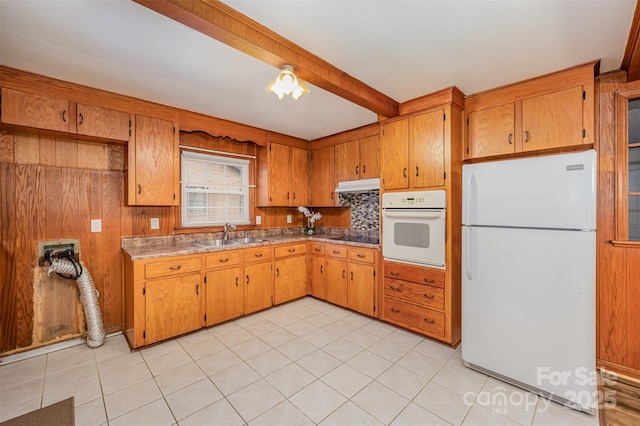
[43,167,62,241]
[0,163,17,351]
[598,242,628,365]
[131,207,174,236]
[14,133,40,164]
[627,248,640,370]
[78,142,109,170]
[55,138,78,168]
[90,170,105,330]
[0,132,14,163]
[39,137,56,166]
[108,145,125,171]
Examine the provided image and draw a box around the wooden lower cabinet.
[243,246,274,314]
[382,260,451,343]
[347,248,377,316]
[308,242,325,298]
[145,272,202,345]
[274,243,307,304]
[205,250,243,325]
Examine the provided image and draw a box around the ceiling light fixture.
[266,64,310,100]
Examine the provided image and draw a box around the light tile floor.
[0,297,600,425]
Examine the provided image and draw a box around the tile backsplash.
[338,191,380,231]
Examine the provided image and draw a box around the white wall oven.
[382,190,446,269]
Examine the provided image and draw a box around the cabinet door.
[467,103,515,158]
[274,255,307,304]
[325,258,348,307]
[309,255,325,299]
[310,145,336,206]
[1,88,70,132]
[291,147,309,205]
[381,118,409,190]
[205,266,243,325]
[244,261,273,314]
[76,103,130,141]
[348,262,376,317]
[411,110,445,188]
[145,272,202,345]
[521,86,584,152]
[134,115,175,205]
[360,135,380,179]
[269,143,292,205]
[335,139,360,182]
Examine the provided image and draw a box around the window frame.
[180,150,251,228]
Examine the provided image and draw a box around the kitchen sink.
[194,239,238,247]
[230,237,264,244]
[195,237,264,247]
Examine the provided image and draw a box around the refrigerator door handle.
[464,226,474,281]
[464,172,477,225]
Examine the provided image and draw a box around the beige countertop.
[122,233,379,261]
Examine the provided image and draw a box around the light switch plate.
[286,215,292,223]
[150,218,160,230]
[256,215,262,225]
[90,219,102,233]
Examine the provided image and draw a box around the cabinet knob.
[333,250,340,254]
[137,184,142,194]
[276,268,280,277]
[331,192,334,200]
[169,265,181,270]
[292,192,296,200]
[355,165,359,175]
[314,248,321,252]
[423,293,435,299]
[320,265,323,273]
[219,258,229,263]
[402,168,407,178]
[416,166,419,177]
[508,133,513,145]
[196,284,199,295]
[78,113,84,125]
[61,110,67,123]
[524,130,531,142]
[362,165,366,174]
[246,275,250,285]
[342,270,346,279]
[236,276,239,286]
[390,271,400,276]
[254,253,263,257]
[288,248,296,253]
[350,271,354,280]
[357,254,365,258]
[391,308,400,313]
[424,318,435,324]
[389,285,400,292]
[423,278,434,284]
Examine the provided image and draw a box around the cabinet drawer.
[384,261,445,288]
[383,298,445,337]
[349,248,376,264]
[309,242,325,256]
[325,244,348,259]
[205,251,241,269]
[384,277,444,310]
[145,256,202,279]
[243,246,273,263]
[274,243,307,258]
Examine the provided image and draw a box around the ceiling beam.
[133,0,399,118]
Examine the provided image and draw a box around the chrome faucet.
[223,223,236,240]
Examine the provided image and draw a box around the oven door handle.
[382,210,444,219]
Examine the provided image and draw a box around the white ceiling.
[0,0,636,141]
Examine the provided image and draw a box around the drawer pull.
[391,308,400,313]
[389,286,401,292]
[169,265,181,270]
[254,253,263,257]
[320,265,323,273]
[357,254,365,258]
[219,258,229,263]
[350,271,354,280]
[424,318,435,324]
[390,271,400,276]
[423,278,435,284]
[276,268,280,277]
[314,247,321,252]
[246,275,250,285]
[423,293,435,299]
[235,276,239,286]
[196,284,199,295]
[342,270,346,279]
[288,248,296,253]
[333,250,340,254]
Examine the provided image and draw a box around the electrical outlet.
[150,218,160,230]
[256,215,262,225]
[90,219,102,233]
[286,214,292,223]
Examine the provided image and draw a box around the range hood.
[335,178,380,193]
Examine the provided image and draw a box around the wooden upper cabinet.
[335,139,360,182]
[468,103,515,158]
[1,88,70,132]
[1,88,130,142]
[411,109,445,188]
[465,62,596,160]
[130,115,176,206]
[291,146,309,205]
[335,136,380,182]
[380,118,410,190]
[76,103,130,141]
[521,86,584,152]
[310,145,336,206]
[360,134,380,179]
[258,143,309,206]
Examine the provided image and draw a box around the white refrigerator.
[461,150,597,413]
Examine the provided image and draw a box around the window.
[627,100,640,240]
[616,90,640,241]
[181,151,250,227]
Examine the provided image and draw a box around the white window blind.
[181,151,250,227]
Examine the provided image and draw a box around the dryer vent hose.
[48,258,106,348]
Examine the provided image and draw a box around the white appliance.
[382,190,446,269]
[462,150,597,413]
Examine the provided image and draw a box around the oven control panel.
[382,190,446,209]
